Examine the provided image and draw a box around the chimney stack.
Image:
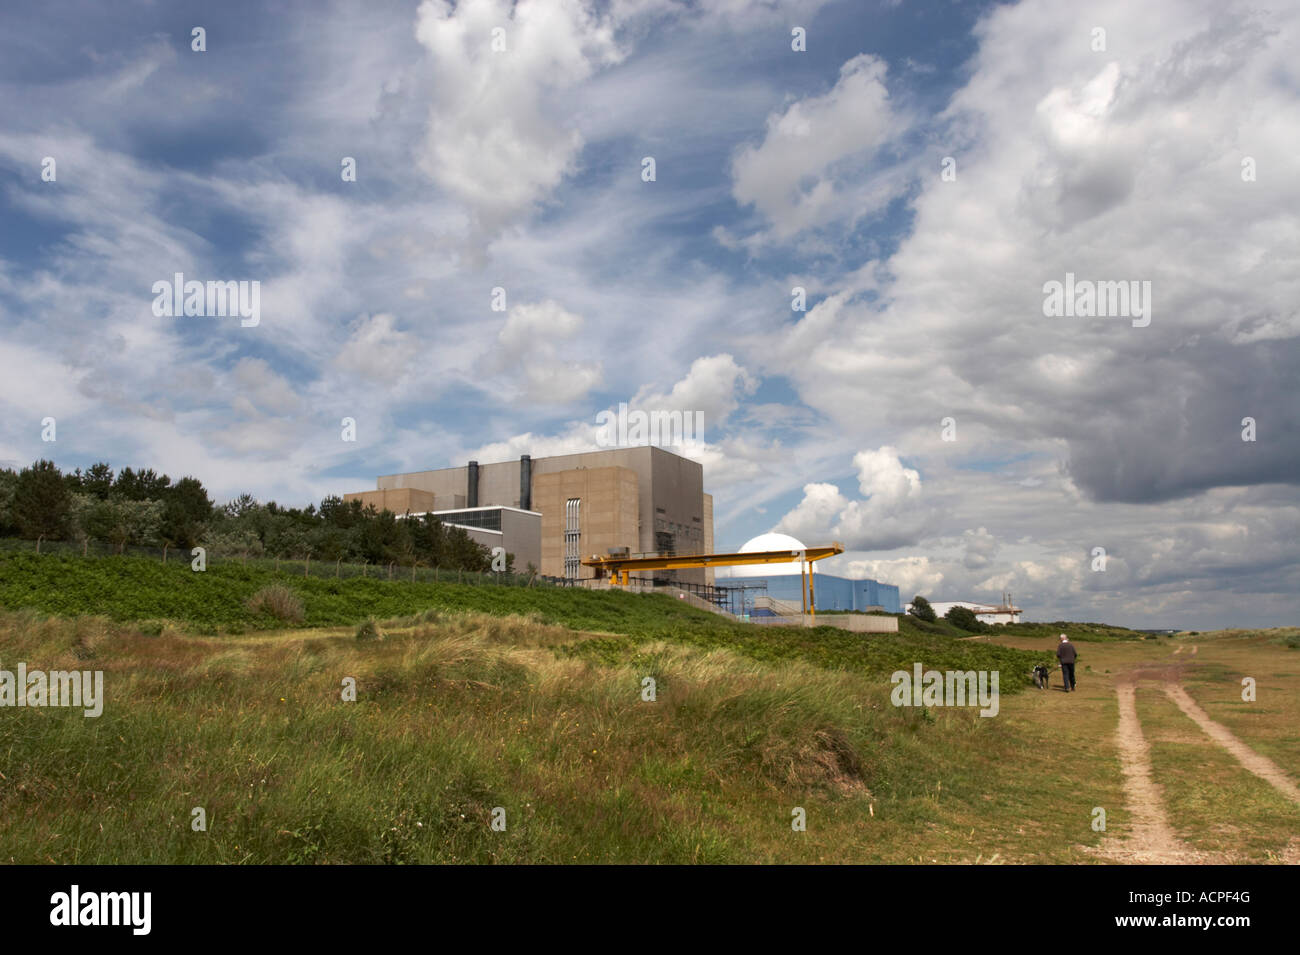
[520,455,532,511]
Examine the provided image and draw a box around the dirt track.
[1092,662,1300,862]
[1162,683,1300,805]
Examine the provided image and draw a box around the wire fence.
[0,537,567,589]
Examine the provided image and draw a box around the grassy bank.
[0,552,1049,687]
[0,609,1086,864]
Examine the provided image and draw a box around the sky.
[1,0,1297,629]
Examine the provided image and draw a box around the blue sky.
[2,0,1298,629]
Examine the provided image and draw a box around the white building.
[907,596,1022,625]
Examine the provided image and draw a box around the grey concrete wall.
[499,507,541,572]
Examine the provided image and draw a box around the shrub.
[908,595,937,623]
[944,606,985,633]
[245,584,305,624]
[355,618,383,641]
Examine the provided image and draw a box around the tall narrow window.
[564,497,581,579]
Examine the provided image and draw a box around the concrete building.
[718,533,902,614]
[345,446,714,584]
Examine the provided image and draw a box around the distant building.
[344,446,714,584]
[717,533,902,614]
[907,597,1023,625]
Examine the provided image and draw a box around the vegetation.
[0,552,1048,683]
[0,458,499,572]
[1,558,1292,864]
[246,585,306,625]
[0,606,1061,864]
[908,595,936,623]
[944,606,985,633]
[993,620,1147,643]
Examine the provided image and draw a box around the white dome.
[721,532,810,578]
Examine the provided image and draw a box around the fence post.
[162,542,169,564]
[336,558,342,578]
[305,555,310,577]
[37,535,43,554]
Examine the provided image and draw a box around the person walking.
[1056,634,1077,692]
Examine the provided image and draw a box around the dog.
[1032,664,1052,690]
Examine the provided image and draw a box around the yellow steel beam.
[582,543,843,575]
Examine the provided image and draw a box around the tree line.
[0,459,505,571]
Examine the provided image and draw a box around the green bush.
[908,595,937,623]
[944,606,985,633]
[355,617,383,641]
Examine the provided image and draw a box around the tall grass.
[0,609,1046,864]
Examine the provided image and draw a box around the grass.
[1166,628,1300,776]
[0,608,1059,864]
[2,552,1292,864]
[0,552,1048,687]
[1137,684,1299,861]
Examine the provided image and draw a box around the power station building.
[344,446,714,585]
[718,533,903,614]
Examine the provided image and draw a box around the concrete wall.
[533,466,639,580]
[343,487,438,515]
[438,512,541,573]
[498,507,541,573]
[811,614,899,633]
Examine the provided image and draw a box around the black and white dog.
[1032,664,1052,690]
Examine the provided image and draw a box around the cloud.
[414,0,624,240]
[631,353,757,427]
[961,526,1000,570]
[730,54,907,241]
[333,313,417,383]
[492,300,603,404]
[840,555,945,599]
[776,447,930,549]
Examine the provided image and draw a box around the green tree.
[203,527,265,562]
[944,605,985,632]
[908,595,937,623]
[67,462,114,500]
[0,468,18,536]
[13,460,71,539]
[161,476,212,549]
[112,466,171,501]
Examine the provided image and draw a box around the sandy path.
[1091,681,1204,862]
[1162,683,1300,805]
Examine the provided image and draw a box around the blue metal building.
[762,572,901,614]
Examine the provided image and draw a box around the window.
[435,508,502,531]
[564,498,581,579]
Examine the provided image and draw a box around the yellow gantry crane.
[582,542,844,624]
